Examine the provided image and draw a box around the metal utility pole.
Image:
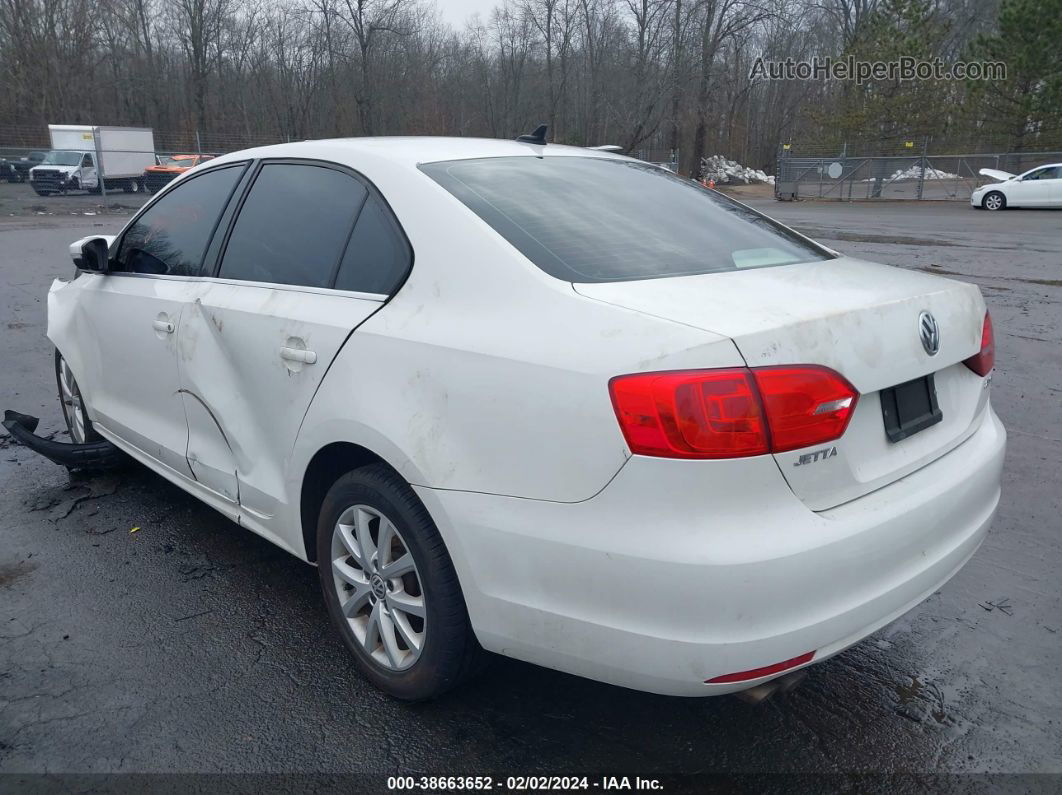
[916,136,929,200]
[93,126,107,198]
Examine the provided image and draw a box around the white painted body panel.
[50,273,195,478]
[420,406,1004,695]
[46,136,1007,696]
[177,280,383,517]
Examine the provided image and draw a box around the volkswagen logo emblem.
[370,574,387,599]
[919,311,940,356]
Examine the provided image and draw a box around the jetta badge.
[919,311,940,356]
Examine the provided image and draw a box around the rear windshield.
[420,156,831,283]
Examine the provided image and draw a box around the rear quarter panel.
[291,161,744,505]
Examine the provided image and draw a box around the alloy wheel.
[58,356,87,443]
[330,504,426,671]
[984,193,1003,210]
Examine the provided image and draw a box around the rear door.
[72,163,247,478]
[177,160,412,516]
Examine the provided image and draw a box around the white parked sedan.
[972,163,1062,209]
[8,136,1005,701]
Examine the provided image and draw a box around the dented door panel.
[176,280,383,519]
[180,390,239,502]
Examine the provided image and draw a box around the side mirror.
[70,235,114,272]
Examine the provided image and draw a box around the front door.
[177,161,410,518]
[75,163,248,479]
[1015,166,1058,206]
[78,153,98,191]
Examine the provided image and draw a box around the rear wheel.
[123,179,141,193]
[983,191,1006,211]
[55,350,100,444]
[316,463,487,700]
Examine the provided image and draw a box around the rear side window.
[420,157,831,283]
[334,195,411,295]
[117,164,245,276]
[219,163,367,288]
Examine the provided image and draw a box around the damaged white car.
[972,164,1062,209]
[4,135,1005,701]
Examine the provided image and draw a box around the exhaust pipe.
[734,669,808,704]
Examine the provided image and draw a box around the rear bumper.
[417,406,1005,696]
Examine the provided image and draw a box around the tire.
[32,188,52,196]
[316,463,487,700]
[983,191,1006,211]
[55,349,100,444]
[123,179,140,194]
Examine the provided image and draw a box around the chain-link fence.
[631,148,680,172]
[776,145,1062,202]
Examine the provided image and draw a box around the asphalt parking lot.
[1,180,1060,786]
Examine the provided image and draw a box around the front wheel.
[55,350,100,444]
[316,464,487,700]
[983,191,1006,211]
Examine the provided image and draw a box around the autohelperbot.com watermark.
[750,55,1006,84]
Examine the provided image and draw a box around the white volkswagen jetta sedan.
[21,137,1005,701]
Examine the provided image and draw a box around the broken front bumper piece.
[2,410,125,470]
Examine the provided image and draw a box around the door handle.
[152,319,175,334]
[280,347,317,365]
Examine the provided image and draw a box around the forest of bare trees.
[1,0,1060,174]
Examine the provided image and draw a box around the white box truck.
[30,125,156,196]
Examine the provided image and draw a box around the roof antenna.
[516,124,548,145]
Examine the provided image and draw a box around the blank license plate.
[880,374,943,443]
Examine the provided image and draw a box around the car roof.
[204,136,625,171]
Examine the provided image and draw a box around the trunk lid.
[575,257,990,510]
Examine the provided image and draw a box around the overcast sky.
[435,0,500,27]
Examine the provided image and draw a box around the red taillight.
[705,651,815,684]
[609,366,857,459]
[608,369,769,459]
[752,366,859,453]
[963,311,994,377]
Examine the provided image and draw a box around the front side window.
[116,164,246,276]
[81,154,93,167]
[42,151,82,166]
[420,156,832,283]
[1023,167,1059,180]
[218,163,367,288]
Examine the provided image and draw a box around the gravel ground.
[1,190,1060,789]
